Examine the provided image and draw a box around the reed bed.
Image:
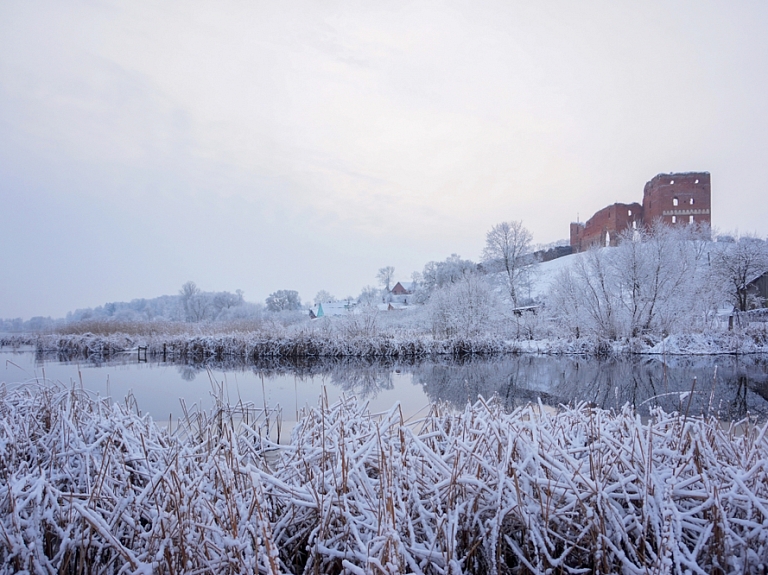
[13,329,768,361]
[23,332,521,359]
[0,382,767,574]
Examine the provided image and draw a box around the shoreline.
[4,329,768,359]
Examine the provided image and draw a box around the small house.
[390,282,413,296]
[309,300,356,318]
[747,271,768,308]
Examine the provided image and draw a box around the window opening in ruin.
[628,209,632,216]
[632,221,637,229]
[695,179,699,184]
[670,180,674,184]
[689,198,694,205]
[672,215,677,223]
[689,215,694,223]
[605,231,610,247]
[673,197,679,206]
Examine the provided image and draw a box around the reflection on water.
[11,349,768,422]
[412,354,768,421]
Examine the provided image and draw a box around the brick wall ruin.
[570,172,711,253]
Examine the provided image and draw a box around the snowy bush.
[427,275,502,338]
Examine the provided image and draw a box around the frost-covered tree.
[179,281,210,322]
[314,290,335,306]
[612,222,711,336]
[179,281,199,300]
[357,286,381,307]
[24,316,56,332]
[212,290,244,318]
[482,220,534,306]
[711,234,768,311]
[376,266,395,291]
[186,294,212,322]
[427,275,500,338]
[547,223,716,339]
[422,254,478,296]
[571,246,620,339]
[265,290,302,311]
[216,301,264,321]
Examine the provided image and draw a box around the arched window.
[673,197,679,206]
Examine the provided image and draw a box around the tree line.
[3,220,767,341]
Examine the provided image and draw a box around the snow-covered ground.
[526,251,584,301]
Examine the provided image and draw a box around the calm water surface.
[3,348,768,426]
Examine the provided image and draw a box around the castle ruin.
[570,172,711,253]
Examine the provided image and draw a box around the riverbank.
[4,327,768,359]
[1,382,766,573]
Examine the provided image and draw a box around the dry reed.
[0,381,766,574]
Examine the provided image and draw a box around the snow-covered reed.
[277,396,768,574]
[2,381,768,573]
[0,379,283,574]
[21,331,526,359]
[15,325,768,363]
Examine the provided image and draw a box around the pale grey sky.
[2,1,767,319]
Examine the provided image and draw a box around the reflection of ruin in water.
[31,350,768,422]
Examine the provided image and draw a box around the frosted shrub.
[337,304,380,338]
[427,275,501,338]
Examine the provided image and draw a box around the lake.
[3,348,768,429]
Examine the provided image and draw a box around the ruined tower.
[642,172,711,226]
[569,171,712,253]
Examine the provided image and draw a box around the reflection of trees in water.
[25,349,768,421]
[330,367,393,398]
[34,349,117,368]
[413,355,768,421]
[177,364,199,381]
[171,356,405,400]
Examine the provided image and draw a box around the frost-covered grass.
[2,382,768,573]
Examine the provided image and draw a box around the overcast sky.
[2,1,767,319]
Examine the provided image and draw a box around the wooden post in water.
[138,346,147,362]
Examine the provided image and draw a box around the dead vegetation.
[0,381,767,573]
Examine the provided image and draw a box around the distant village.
[309,280,416,319]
